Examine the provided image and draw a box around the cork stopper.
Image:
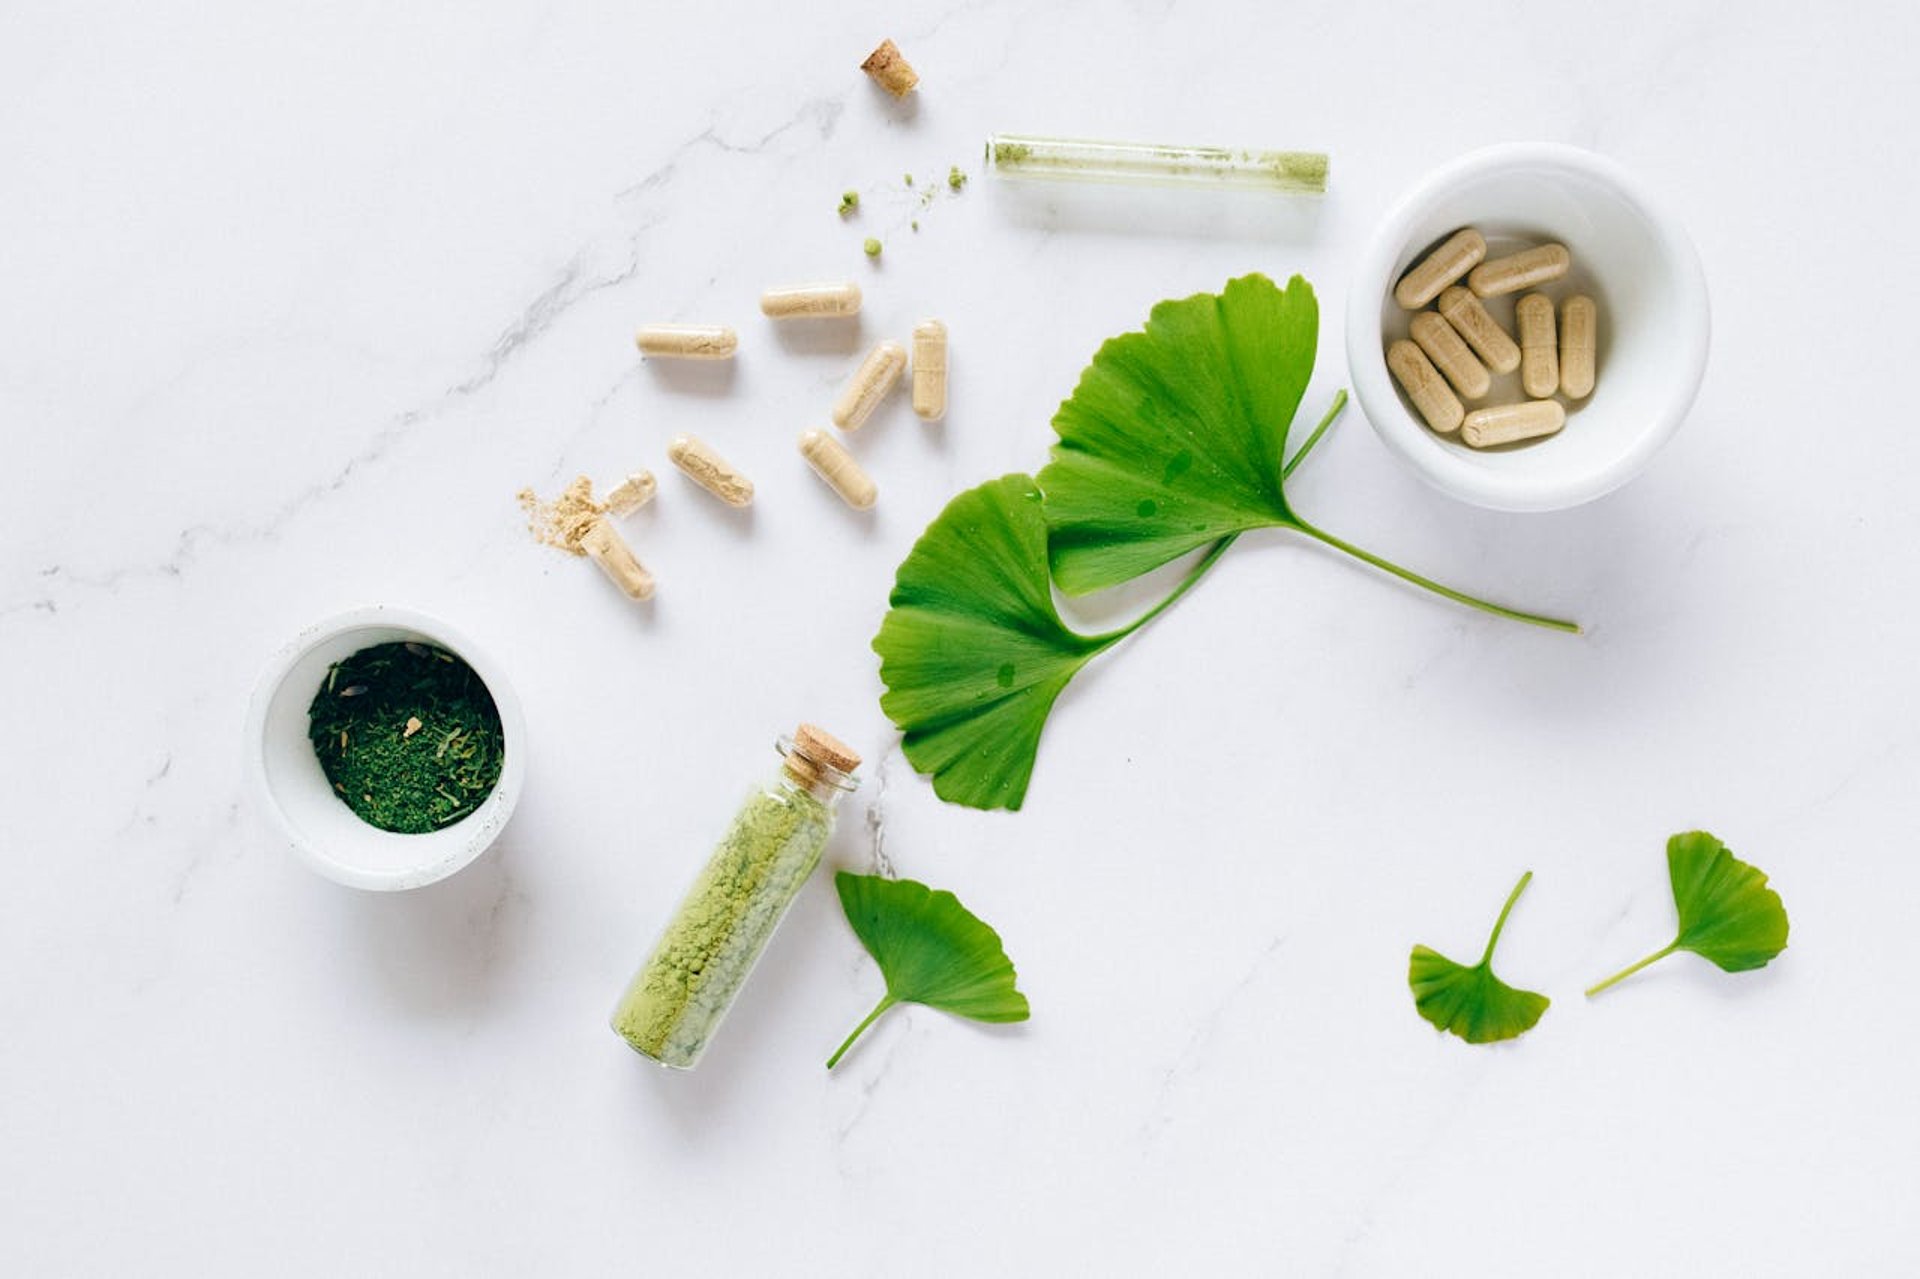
[792,723,860,774]
[860,39,919,97]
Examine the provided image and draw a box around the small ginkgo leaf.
[828,872,1030,1069]
[1587,831,1790,997]
[1668,830,1791,970]
[872,472,1230,811]
[1408,871,1550,1045]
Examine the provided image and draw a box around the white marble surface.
[5,2,1919,1274]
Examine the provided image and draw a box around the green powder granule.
[611,784,831,1066]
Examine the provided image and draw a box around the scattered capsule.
[1560,295,1598,399]
[759,281,862,319]
[1410,311,1490,400]
[832,340,907,431]
[1394,228,1487,310]
[1468,243,1571,298]
[667,434,754,507]
[580,518,656,601]
[1387,339,1464,435]
[633,324,737,359]
[911,319,948,422]
[1438,286,1520,374]
[1516,293,1560,399]
[798,429,877,510]
[1461,400,1566,448]
[602,471,657,518]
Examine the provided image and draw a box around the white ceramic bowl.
[1346,143,1709,511]
[244,606,527,891]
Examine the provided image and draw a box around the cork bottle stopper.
[792,723,861,775]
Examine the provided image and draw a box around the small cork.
[793,723,861,775]
[860,39,918,97]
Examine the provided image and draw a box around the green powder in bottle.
[611,725,860,1069]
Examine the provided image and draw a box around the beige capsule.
[1410,311,1491,400]
[1560,295,1598,399]
[1394,228,1487,310]
[760,281,862,319]
[1387,339,1464,435]
[832,340,908,431]
[911,319,947,422]
[634,324,737,359]
[579,518,655,601]
[1438,286,1520,374]
[667,434,754,506]
[1516,293,1560,398]
[603,470,657,518]
[798,429,877,510]
[1461,400,1566,448]
[1468,243,1571,298]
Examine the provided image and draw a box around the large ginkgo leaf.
[1039,272,1319,595]
[872,473,1113,812]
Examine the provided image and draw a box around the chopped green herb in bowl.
[306,641,505,833]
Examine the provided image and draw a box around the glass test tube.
[983,134,1327,193]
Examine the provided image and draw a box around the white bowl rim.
[243,604,528,891]
[1345,141,1710,512]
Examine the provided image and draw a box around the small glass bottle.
[610,724,861,1069]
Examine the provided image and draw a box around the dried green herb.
[306,641,504,833]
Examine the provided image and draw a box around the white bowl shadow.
[244,605,527,891]
[1346,143,1709,512]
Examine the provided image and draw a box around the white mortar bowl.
[1346,143,1709,511]
[245,606,526,891]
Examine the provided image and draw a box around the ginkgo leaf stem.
[1281,389,1349,480]
[826,993,899,1069]
[1289,519,1581,634]
[1480,870,1534,966]
[1090,533,1240,646]
[1585,943,1680,998]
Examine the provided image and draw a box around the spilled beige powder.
[517,476,605,556]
